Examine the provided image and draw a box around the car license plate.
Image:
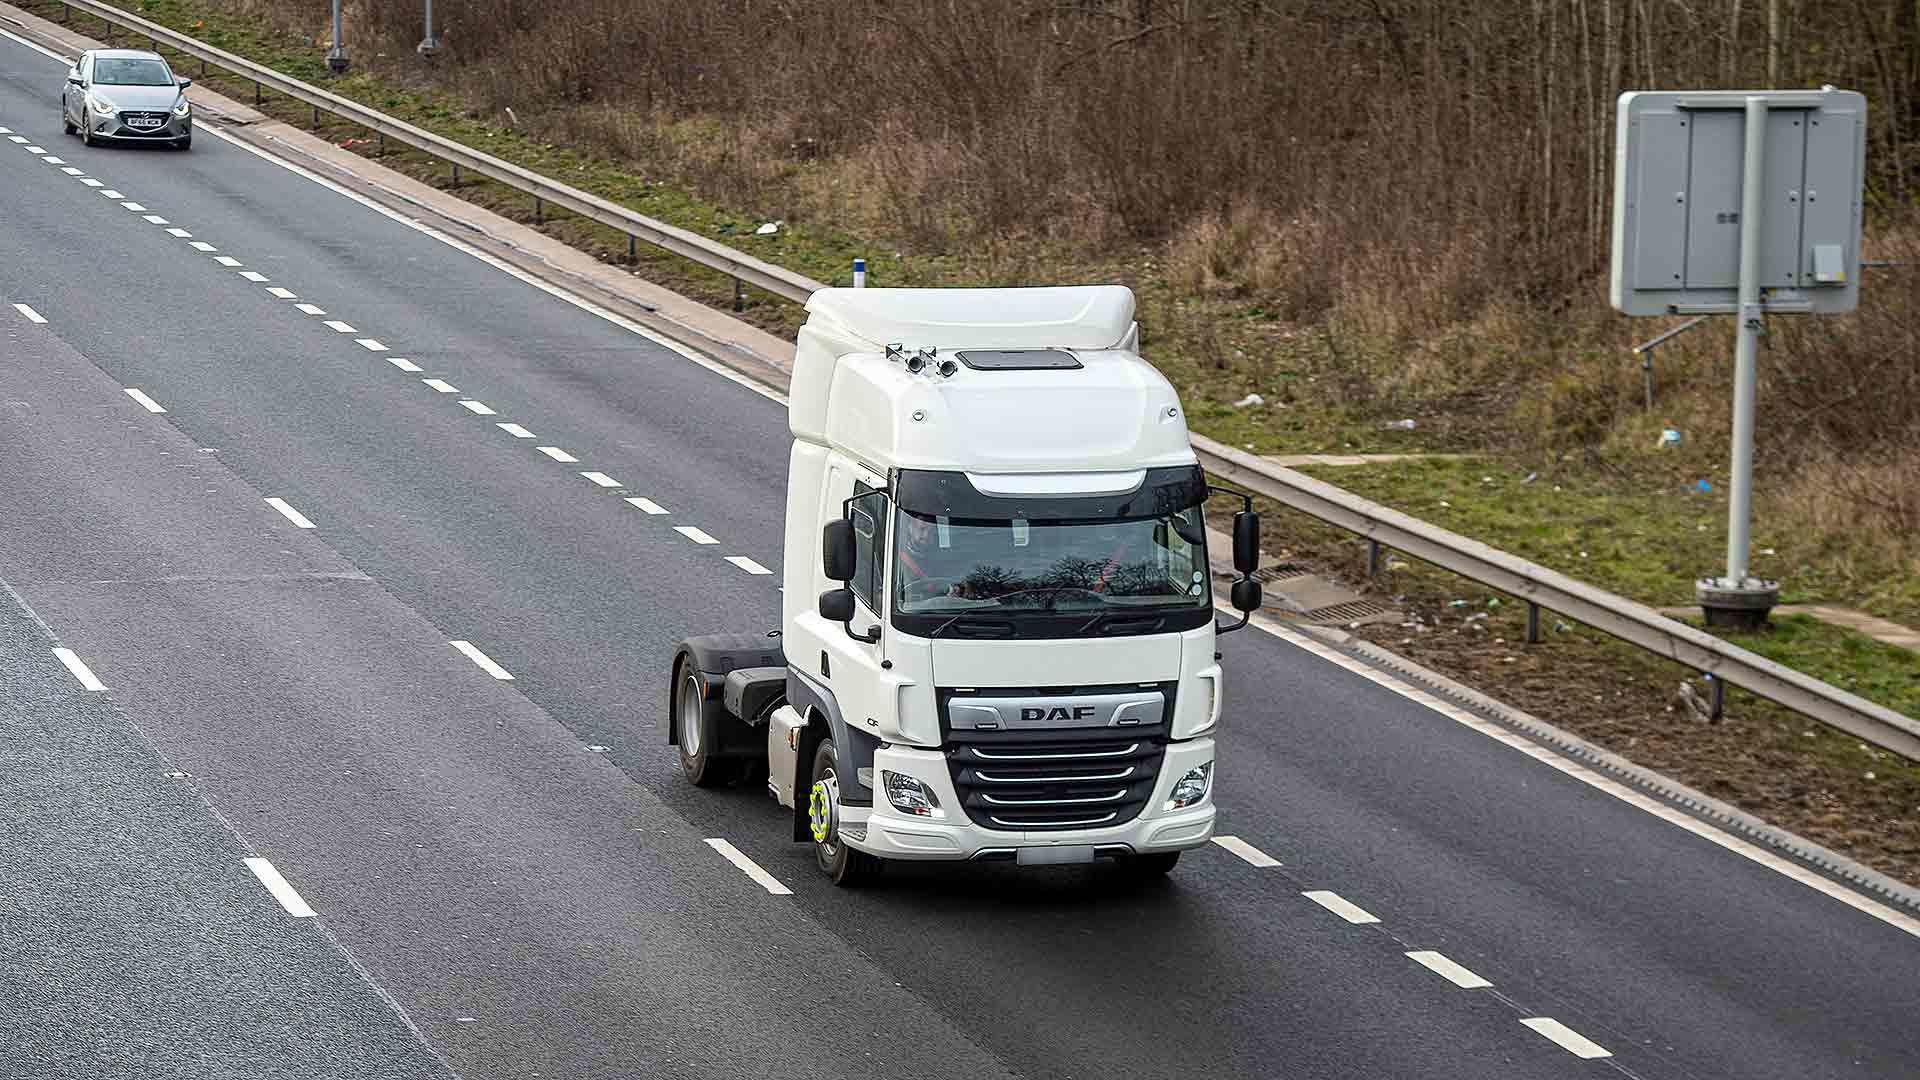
[129,117,162,129]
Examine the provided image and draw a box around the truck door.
[812,464,893,742]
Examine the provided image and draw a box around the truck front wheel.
[809,740,882,886]
[675,665,737,788]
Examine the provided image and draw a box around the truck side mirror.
[818,588,855,622]
[822,519,856,581]
[1230,578,1262,613]
[1233,510,1260,575]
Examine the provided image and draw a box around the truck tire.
[674,663,738,788]
[810,740,882,886]
[1126,851,1181,878]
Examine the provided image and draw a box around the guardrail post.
[377,132,385,155]
[1526,602,1541,644]
[254,80,262,106]
[1365,539,1381,578]
[100,16,108,41]
[311,104,320,128]
[733,278,745,313]
[200,58,208,78]
[627,235,637,263]
[451,163,461,186]
[534,196,543,225]
[1709,675,1725,720]
[60,3,68,23]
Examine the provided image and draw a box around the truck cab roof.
[789,286,1196,477]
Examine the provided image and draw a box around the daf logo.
[1021,705,1097,724]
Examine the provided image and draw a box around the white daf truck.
[667,285,1262,884]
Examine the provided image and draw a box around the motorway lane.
[6,24,1920,1080]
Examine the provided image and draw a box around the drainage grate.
[1302,599,1394,625]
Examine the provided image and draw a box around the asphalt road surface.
[3,28,1917,1080]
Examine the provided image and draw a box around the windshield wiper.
[1078,612,1168,636]
[928,615,1017,639]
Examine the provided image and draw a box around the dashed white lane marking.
[3,136,25,143]
[1520,1018,1611,1059]
[449,640,514,680]
[165,227,191,237]
[1251,615,1920,940]
[1303,890,1380,924]
[123,387,167,414]
[1406,951,1492,990]
[266,287,297,299]
[323,320,357,333]
[356,339,388,351]
[625,497,669,515]
[459,400,497,416]
[52,647,107,692]
[80,179,104,187]
[703,838,793,896]
[1212,835,1281,867]
[59,166,83,175]
[12,304,47,324]
[581,471,621,488]
[38,154,60,162]
[388,357,423,373]
[496,422,533,438]
[725,556,773,575]
[243,858,317,918]
[264,497,317,530]
[98,187,121,197]
[674,526,719,545]
[240,271,271,283]
[422,378,459,393]
[142,214,168,224]
[23,145,45,152]
[214,256,242,267]
[189,241,217,252]
[295,303,326,316]
[537,446,577,463]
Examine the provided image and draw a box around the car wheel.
[63,108,76,136]
[175,135,191,151]
[809,739,882,887]
[80,109,95,147]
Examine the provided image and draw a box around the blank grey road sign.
[1610,88,1865,316]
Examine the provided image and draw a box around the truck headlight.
[881,770,942,817]
[1166,762,1212,810]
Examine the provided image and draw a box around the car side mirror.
[819,588,855,623]
[822,519,856,581]
[67,72,84,86]
[178,77,192,90]
[1232,510,1261,574]
[1230,578,1262,613]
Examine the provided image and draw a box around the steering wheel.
[900,576,962,604]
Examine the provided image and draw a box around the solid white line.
[1303,890,1380,925]
[356,339,388,351]
[460,400,497,416]
[537,446,577,462]
[323,320,357,333]
[1406,951,1492,989]
[496,422,533,438]
[266,287,297,299]
[98,187,121,197]
[295,303,326,315]
[422,378,459,393]
[387,357,424,373]
[725,556,773,575]
[625,497,669,515]
[1520,1018,1611,1059]
[13,304,47,324]
[60,166,83,175]
[239,271,270,283]
[264,497,317,529]
[214,256,242,267]
[704,838,793,896]
[244,858,318,918]
[123,387,167,414]
[675,526,719,545]
[142,214,168,224]
[189,241,217,251]
[166,227,191,237]
[449,640,514,680]
[1211,835,1281,867]
[581,471,621,488]
[1248,615,1920,940]
[52,647,107,692]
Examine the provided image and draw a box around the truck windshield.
[894,508,1209,616]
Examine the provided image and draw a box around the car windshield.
[894,508,1209,614]
[93,58,174,86]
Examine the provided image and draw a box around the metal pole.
[627,235,637,263]
[327,0,349,74]
[419,0,441,55]
[1365,539,1380,578]
[1526,602,1541,644]
[1726,97,1767,586]
[853,257,866,288]
[733,278,745,312]
[534,196,543,224]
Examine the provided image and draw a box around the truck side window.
[848,486,888,614]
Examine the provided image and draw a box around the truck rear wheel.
[675,665,737,788]
[810,739,882,886]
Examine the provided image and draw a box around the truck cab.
[668,285,1261,884]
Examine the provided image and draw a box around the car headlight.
[87,94,116,115]
[881,770,942,817]
[172,98,191,117]
[1166,762,1213,810]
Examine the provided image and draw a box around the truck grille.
[945,731,1166,831]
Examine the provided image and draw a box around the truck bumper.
[842,739,1216,862]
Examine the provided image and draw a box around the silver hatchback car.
[61,49,193,150]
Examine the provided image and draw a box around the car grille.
[945,729,1166,831]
